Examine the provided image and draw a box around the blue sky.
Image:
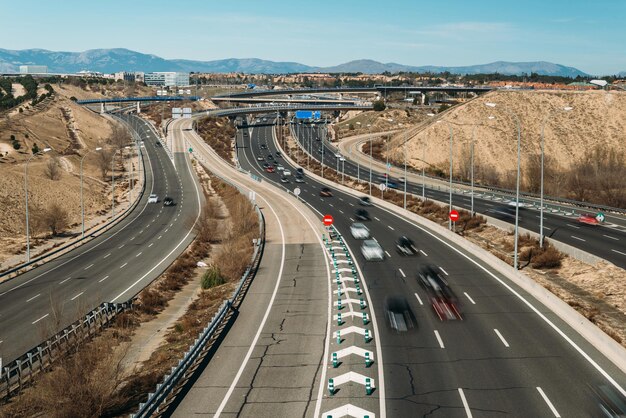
[3,0,625,75]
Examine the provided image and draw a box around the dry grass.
[196,117,237,163]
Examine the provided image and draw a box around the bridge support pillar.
[136,102,141,114]
[100,102,105,114]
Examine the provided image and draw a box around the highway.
[168,118,383,417]
[0,114,202,364]
[290,120,626,268]
[232,116,625,417]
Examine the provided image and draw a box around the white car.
[335,153,342,159]
[148,194,159,203]
[283,169,292,176]
[350,223,370,239]
[361,239,384,261]
[276,164,285,171]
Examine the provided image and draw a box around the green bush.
[12,140,21,150]
[373,100,386,111]
[201,265,225,289]
[32,143,39,154]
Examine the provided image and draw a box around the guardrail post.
[360,298,366,309]
[365,377,373,395]
[363,312,369,325]
[364,329,371,343]
[328,378,335,395]
[336,330,341,344]
[337,297,343,310]
[365,352,373,368]
[337,312,343,326]
[332,352,339,368]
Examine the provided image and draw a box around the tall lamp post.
[485,102,522,269]
[469,115,496,215]
[432,115,454,230]
[111,146,130,217]
[25,147,52,262]
[539,106,573,247]
[367,124,372,195]
[80,147,102,238]
[355,121,361,182]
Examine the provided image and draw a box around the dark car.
[396,236,418,256]
[417,265,461,321]
[387,181,399,189]
[275,151,282,158]
[355,209,370,221]
[267,154,274,161]
[260,144,268,149]
[295,175,305,183]
[163,197,175,206]
[320,187,333,197]
[262,162,270,169]
[359,196,372,206]
[155,141,162,147]
[296,167,304,176]
[385,296,416,332]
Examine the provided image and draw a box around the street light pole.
[486,102,522,269]
[368,124,372,196]
[80,147,102,238]
[539,106,573,247]
[24,147,51,262]
[111,148,122,217]
[403,130,408,210]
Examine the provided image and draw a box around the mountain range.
[0,47,613,77]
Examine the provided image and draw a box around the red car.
[577,213,600,225]
[266,166,275,173]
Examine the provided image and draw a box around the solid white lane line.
[398,268,406,278]
[374,216,380,221]
[571,235,586,242]
[414,292,423,305]
[439,266,449,276]
[84,264,94,270]
[388,225,394,230]
[384,250,391,258]
[464,292,476,304]
[120,263,127,269]
[494,329,510,347]
[458,388,473,418]
[99,275,109,283]
[32,313,49,325]
[612,249,626,256]
[536,387,561,417]
[103,253,111,259]
[434,330,445,348]
[59,277,71,285]
[71,292,84,301]
[420,249,428,256]
[26,294,40,303]
[603,234,619,241]
[148,243,153,247]
[136,252,142,257]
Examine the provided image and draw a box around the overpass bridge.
[213,85,493,98]
[75,95,201,105]
[202,103,372,118]
[210,96,362,105]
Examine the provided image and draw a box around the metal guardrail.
[0,301,131,400]
[130,144,266,417]
[0,117,148,280]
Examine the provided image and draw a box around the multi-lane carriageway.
[212,116,625,417]
[290,120,626,269]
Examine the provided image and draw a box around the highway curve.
[237,116,625,417]
[0,114,202,364]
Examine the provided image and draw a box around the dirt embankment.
[0,84,136,268]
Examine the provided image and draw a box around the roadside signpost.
[596,212,605,223]
[294,187,301,200]
[378,182,386,198]
[449,210,459,222]
[323,214,334,226]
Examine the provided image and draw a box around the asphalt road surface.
[235,116,625,417]
[0,114,202,363]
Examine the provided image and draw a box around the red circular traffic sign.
[449,210,459,222]
[323,214,334,226]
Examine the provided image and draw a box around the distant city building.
[19,65,48,74]
[144,72,189,87]
[114,71,145,83]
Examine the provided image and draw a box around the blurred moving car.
[578,213,602,225]
[387,181,399,189]
[417,265,461,320]
[163,197,175,206]
[361,239,384,261]
[276,164,285,171]
[260,144,268,149]
[396,236,418,256]
[592,384,626,417]
[275,151,282,157]
[359,196,372,206]
[320,187,333,197]
[256,156,264,161]
[155,141,162,147]
[148,194,159,203]
[296,167,304,176]
[280,176,289,183]
[283,169,292,176]
[295,175,305,183]
[385,296,416,332]
[266,166,275,173]
[355,209,370,221]
[350,223,370,239]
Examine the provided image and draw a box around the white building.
[114,71,145,83]
[144,72,189,87]
[19,65,48,74]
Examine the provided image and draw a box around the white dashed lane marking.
[439,266,449,276]
[434,330,445,348]
[398,268,406,278]
[99,275,109,283]
[59,277,71,285]
[494,329,510,347]
[70,292,84,301]
[32,314,49,325]
[464,292,476,304]
[26,294,40,303]
[103,253,111,259]
[120,263,128,269]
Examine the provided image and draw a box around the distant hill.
[316,59,588,77]
[0,48,590,77]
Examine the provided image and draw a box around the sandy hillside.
[384,90,626,181]
[54,81,154,101]
[0,84,135,265]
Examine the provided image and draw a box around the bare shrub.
[44,157,62,180]
[138,289,167,315]
[39,203,69,236]
[530,245,563,269]
[108,123,130,149]
[96,149,114,180]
